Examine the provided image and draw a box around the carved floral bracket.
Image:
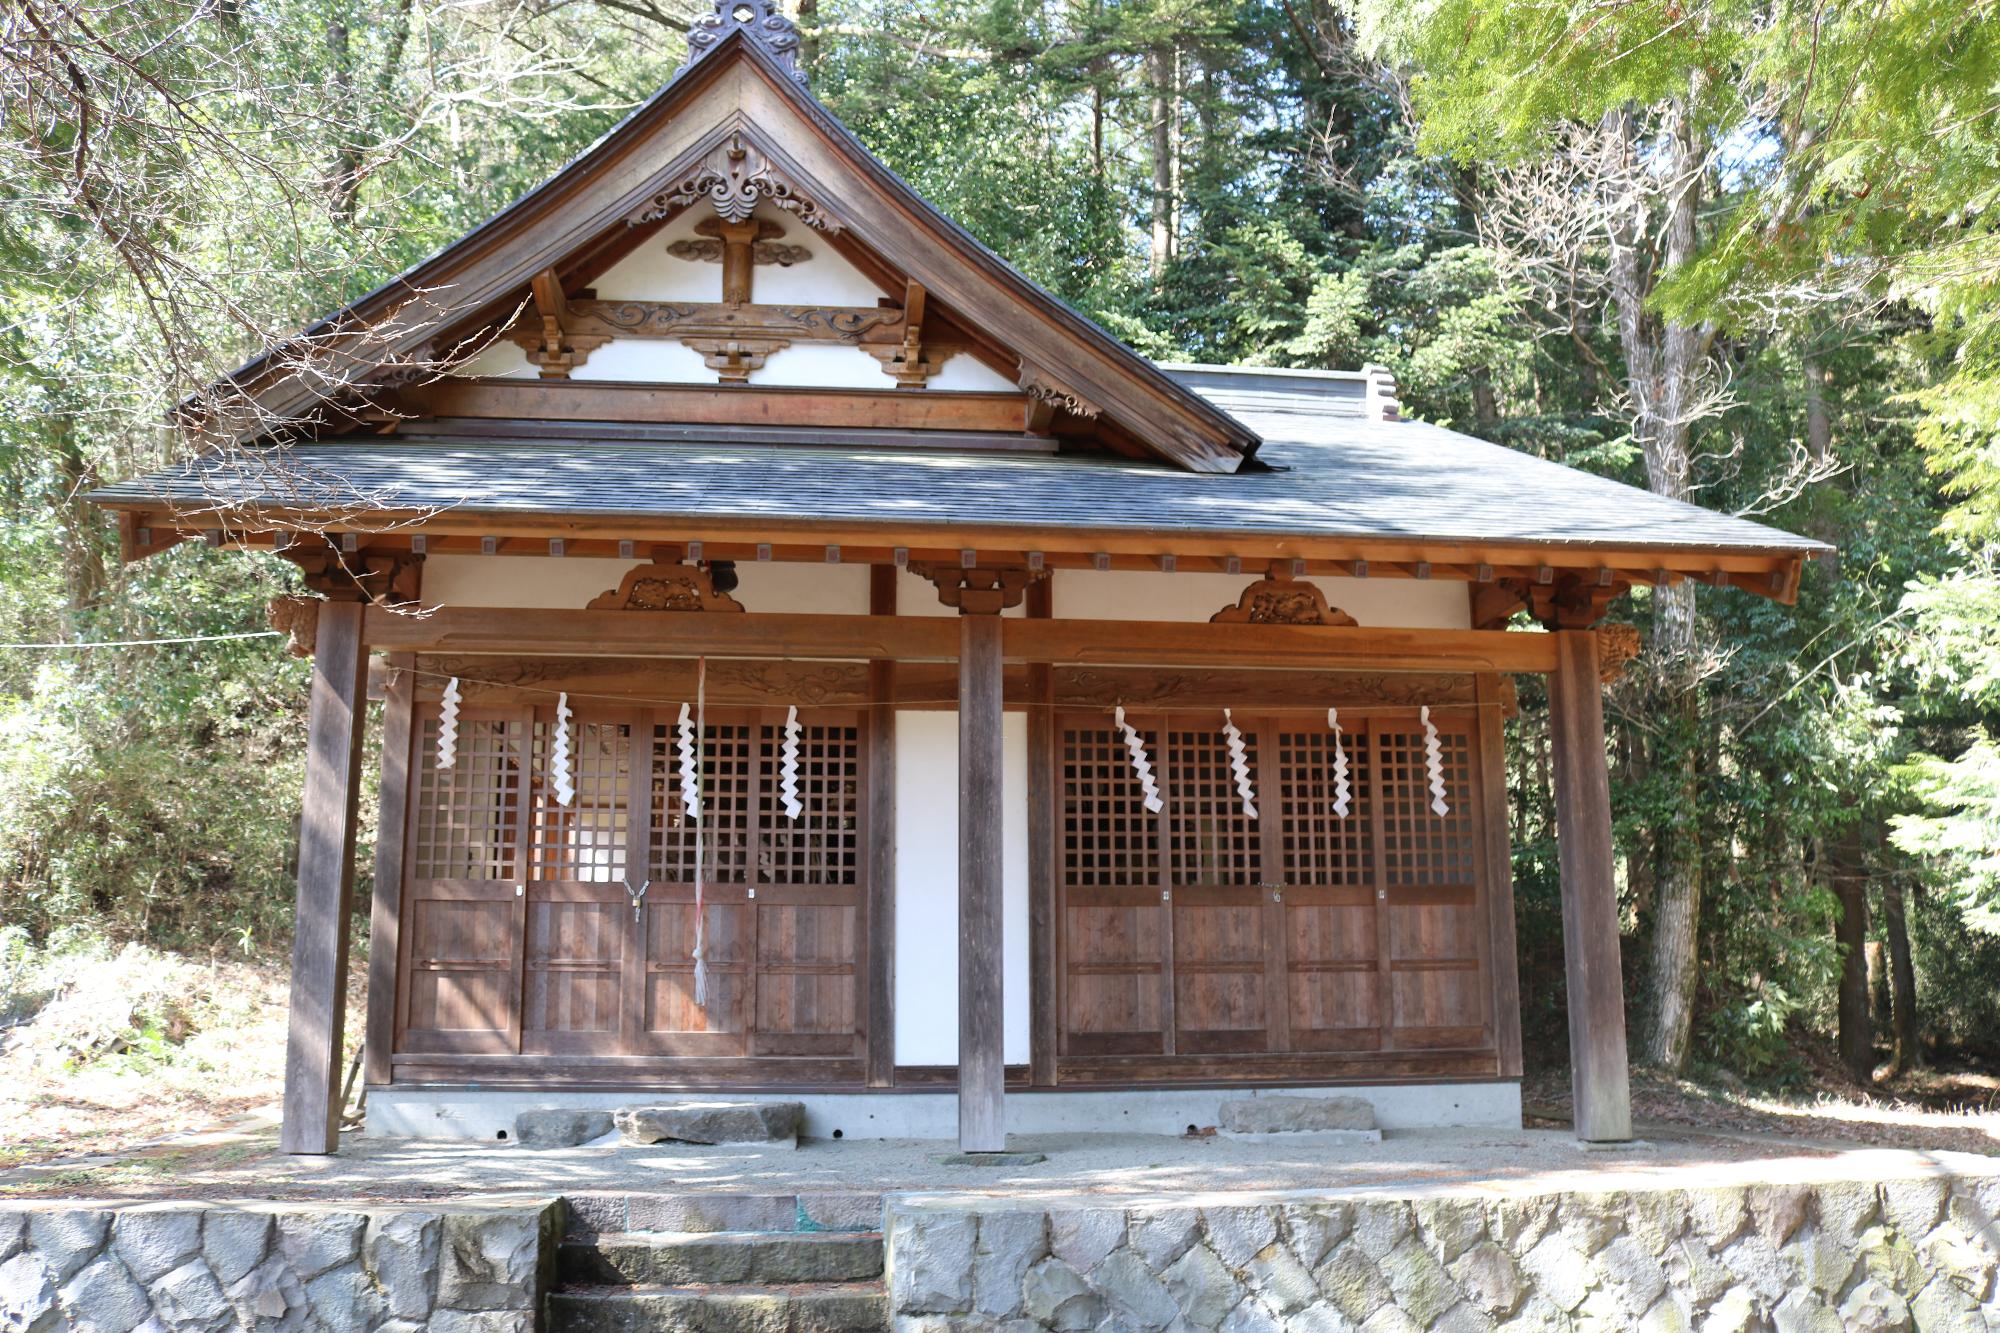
[587,559,746,612]
[1210,567,1358,626]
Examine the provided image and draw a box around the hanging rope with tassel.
[689,658,709,1006]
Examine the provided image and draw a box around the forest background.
[3,0,1999,1139]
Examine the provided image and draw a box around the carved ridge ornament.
[587,559,746,612]
[681,0,807,85]
[628,130,842,233]
[1210,570,1359,627]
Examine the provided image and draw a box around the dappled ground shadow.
[1525,1065,2000,1157]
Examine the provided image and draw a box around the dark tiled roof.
[92,370,1826,556]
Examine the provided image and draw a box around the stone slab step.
[548,1282,887,1332]
[614,1101,803,1146]
[1217,1094,1381,1141]
[564,1192,883,1237]
[560,1232,884,1286]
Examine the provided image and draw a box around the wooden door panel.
[642,900,749,1050]
[1063,903,1165,1055]
[402,890,518,1053]
[1174,901,1266,1052]
[522,894,625,1054]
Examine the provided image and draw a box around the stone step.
[560,1232,884,1287]
[564,1192,883,1237]
[614,1101,803,1147]
[547,1282,887,1333]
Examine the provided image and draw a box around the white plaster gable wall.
[450,337,537,379]
[894,710,1031,1067]
[420,553,870,613]
[746,341,886,387]
[1056,568,1472,629]
[574,337,713,383]
[926,353,1017,392]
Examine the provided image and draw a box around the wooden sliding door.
[393,702,867,1082]
[1055,707,1499,1081]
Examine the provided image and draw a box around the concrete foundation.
[364,1082,1521,1142]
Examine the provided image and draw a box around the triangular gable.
[203,3,1259,474]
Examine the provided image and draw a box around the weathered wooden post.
[281,599,370,1154]
[957,611,1006,1152]
[1548,629,1634,1142]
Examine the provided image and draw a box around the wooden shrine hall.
[91,0,1826,1156]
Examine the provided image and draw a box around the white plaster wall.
[1055,569,1471,629]
[420,554,869,613]
[894,710,1030,1067]
[928,353,1016,392]
[594,201,885,308]
[450,339,537,379]
[573,338,713,383]
[748,342,889,388]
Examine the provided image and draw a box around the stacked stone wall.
[0,1198,559,1332]
[887,1171,2000,1332]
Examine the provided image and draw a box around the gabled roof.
[96,365,1828,593]
[200,3,1259,473]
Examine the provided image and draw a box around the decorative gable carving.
[628,128,842,233]
[1210,567,1358,626]
[588,559,746,612]
[1018,362,1102,420]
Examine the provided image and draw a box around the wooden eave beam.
[110,506,1812,604]
[357,604,1561,673]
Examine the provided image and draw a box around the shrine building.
[89,0,1826,1155]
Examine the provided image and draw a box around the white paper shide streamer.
[676,703,702,820]
[1115,706,1164,814]
[1421,705,1450,817]
[437,677,461,770]
[779,705,804,820]
[550,692,575,807]
[1223,708,1258,819]
[1328,707,1351,818]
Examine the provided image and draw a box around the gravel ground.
[6,1116,1995,1206]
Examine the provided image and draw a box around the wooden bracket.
[517,268,608,378]
[1596,622,1643,682]
[909,562,1047,615]
[280,543,423,605]
[683,336,788,382]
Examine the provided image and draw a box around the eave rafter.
[108,509,1810,611]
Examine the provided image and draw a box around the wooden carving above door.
[587,558,745,612]
[1210,568,1357,626]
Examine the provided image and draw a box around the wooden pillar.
[1025,579,1058,1088]
[1548,630,1633,1142]
[281,601,370,1155]
[958,612,1007,1152]
[362,652,415,1090]
[866,565,899,1088]
[1475,673,1524,1080]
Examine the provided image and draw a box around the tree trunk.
[49,411,106,631]
[1147,43,1174,281]
[1881,877,1920,1073]
[1832,826,1873,1083]
[1803,354,1833,464]
[1602,96,1710,1072]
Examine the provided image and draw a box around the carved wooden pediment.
[668,217,813,268]
[629,127,841,233]
[588,559,746,612]
[1210,569,1358,626]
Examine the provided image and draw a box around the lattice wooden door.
[1055,707,1494,1069]
[398,711,528,1055]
